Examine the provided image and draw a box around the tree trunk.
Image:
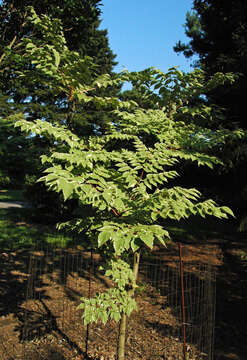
[118,312,127,360]
[117,251,140,360]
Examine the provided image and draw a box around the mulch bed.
[0,239,246,360]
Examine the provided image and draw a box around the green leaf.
[26,42,36,50]
[98,202,106,210]
[112,312,121,321]
[52,48,60,67]
[102,190,112,203]
[220,206,235,218]
[151,211,158,221]
[114,198,124,210]
[140,232,154,249]
[128,178,137,188]
[113,234,125,255]
[98,231,111,247]
[83,313,91,326]
[58,178,73,201]
[131,239,140,252]
[101,310,108,324]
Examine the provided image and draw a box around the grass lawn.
[0,190,76,251]
[0,189,25,202]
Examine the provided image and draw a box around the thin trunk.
[117,251,140,360]
[118,313,127,360]
[132,251,140,294]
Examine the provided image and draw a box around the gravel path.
[0,201,30,209]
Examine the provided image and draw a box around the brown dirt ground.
[0,238,247,360]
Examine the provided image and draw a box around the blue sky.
[99,0,196,74]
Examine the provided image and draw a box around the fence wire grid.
[0,241,216,360]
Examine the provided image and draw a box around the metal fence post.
[179,243,187,360]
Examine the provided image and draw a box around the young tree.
[7,6,245,359]
[17,68,237,358]
[13,13,241,356]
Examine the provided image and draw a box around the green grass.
[0,209,75,251]
[0,190,77,251]
[0,189,25,202]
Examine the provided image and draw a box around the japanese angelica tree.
[14,8,242,360]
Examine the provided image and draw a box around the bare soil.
[0,237,247,360]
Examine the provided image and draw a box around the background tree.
[0,0,119,215]
[0,0,117,72]
[174,0,247,130]
[0,0,118,132]
[174,0,247,224]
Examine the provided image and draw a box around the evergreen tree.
[174,0,247,223]
[174,0,247,131]
[0,0,117,73]
[0,0,118,130]
[0,0,118,193]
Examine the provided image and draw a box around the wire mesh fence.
[0,241,216,360]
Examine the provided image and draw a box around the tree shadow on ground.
[16,299,88,359]
[139,238,247,360]
[0,244,109,360]
[0,249,47,317]
[136,242,217,359]
[214,240,247,360]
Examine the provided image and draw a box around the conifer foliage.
[174,0,247,131]
[174,0,247,228]
[0,0,118,187]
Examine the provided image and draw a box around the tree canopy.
[174,0,247,131]
[0,0,117,73]
[0,0,119,188]
[174,0,247,223]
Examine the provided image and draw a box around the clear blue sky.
[99,0,195,74]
